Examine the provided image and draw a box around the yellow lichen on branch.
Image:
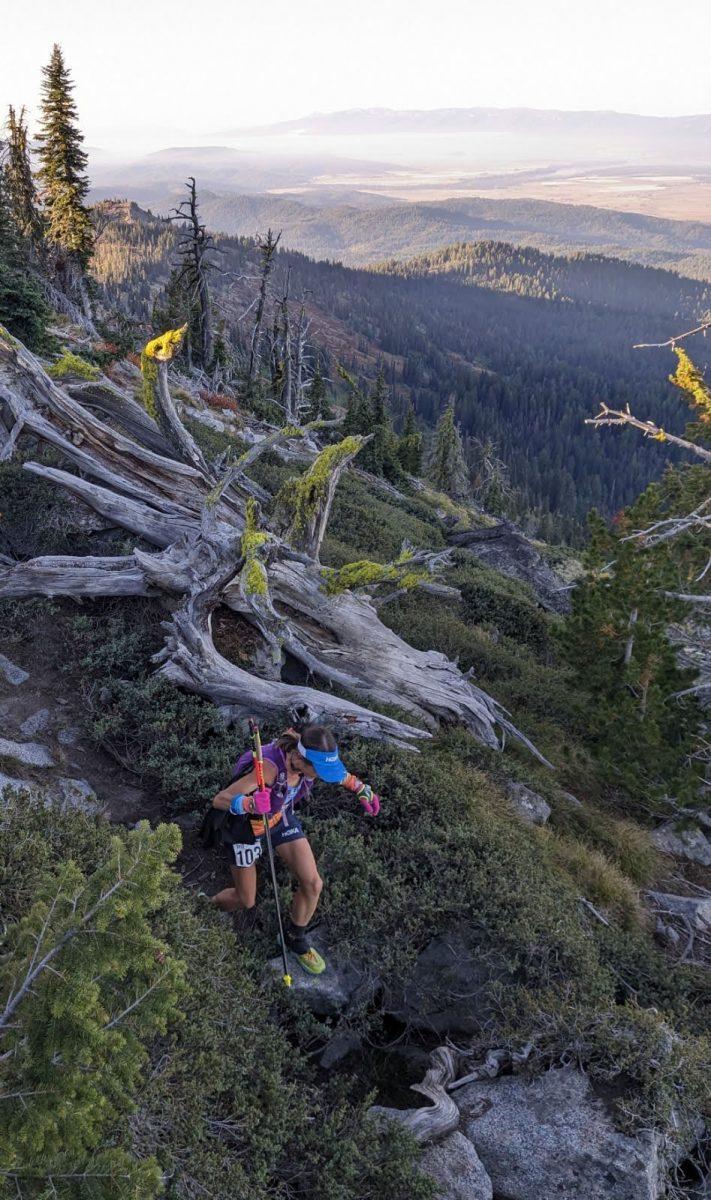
[140,325,188,420]
[322,554,426,596]
[144,325,189,363]
[277,435,365,540]
[240,498,270,597]
[669,346,711,441]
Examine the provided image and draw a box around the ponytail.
[276,724,337,755]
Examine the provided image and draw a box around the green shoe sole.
[296,947,327,976]
[278,936,327,975]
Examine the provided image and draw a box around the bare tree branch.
[585,403,711,463]
[633,318,711,350]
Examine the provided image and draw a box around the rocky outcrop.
[646,891,711,932]
[0,772,103,814]
[385,928,508,1037]
[0,653,29,686]
[19,708,52,737]
[506,781,551,826]
[0,736,55,768]
[651,821,711,868]
[457,1066,663,1200]
[266,934,370,1017]
[448,522,573,613]
[419,1131,493,1200]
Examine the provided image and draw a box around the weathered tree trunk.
[248,229,280,386]
[0,323,549,760]
[168,178,215,370]
[283,437,369,562]
[370,1047,460,1144]
[141,326,212,477]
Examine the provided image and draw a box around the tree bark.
[370,1047,460,1144]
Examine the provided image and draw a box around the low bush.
[0,455,126,559]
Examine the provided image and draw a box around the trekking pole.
[248,718,292,988]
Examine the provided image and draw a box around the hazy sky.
[3,0,710,153]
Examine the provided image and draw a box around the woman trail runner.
[209,725,380,976]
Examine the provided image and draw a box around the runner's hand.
[357,783,380,816]
[252,789,271,815]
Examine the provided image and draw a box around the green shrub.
[0,794,183,1198]
[0,596,57,646]
[0,456,129,559]
[323,474,444,565]
[65,603,236,810]
[449,556,555,652]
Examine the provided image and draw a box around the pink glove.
[356,783,380,816]
[252,789,272,815]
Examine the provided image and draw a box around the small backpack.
[198,749,255,849]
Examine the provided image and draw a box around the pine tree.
[36,44,94,299]
[304,358,333,421]
[561,480,703,799]
[398,402,423,475]
[359,369,387,475]
[427,402,470,498]
[342,388,360,435]
[0,819,183,1197]
[5,105,45,253]
[355,369,403,480]
[0,165,50,350]
[339,365,372,437]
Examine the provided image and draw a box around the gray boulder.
[0,653,29,686]
[266,935,369,1018]
[319,1031,362,1069]
[506,781,551,826]
[0,737,55,768]
[457,1066,662,1200]
[20,708,52,737]
[447,523,573,613]
[651,822,711,868]
[386,928,508,1037]
[0,772,37,797]
[56,778,103,814]
[646,891,711,932]
[57,726,81,746]
[419,1131,493,1200]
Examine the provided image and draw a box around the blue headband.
[297,739,348,783]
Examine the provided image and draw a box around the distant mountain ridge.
[233,105,711,138]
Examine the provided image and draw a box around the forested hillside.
[108,189,711,279]
[93,202,710,540]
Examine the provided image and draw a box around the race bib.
[232,842,263,869]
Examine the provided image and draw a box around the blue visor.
[298,740,347,783]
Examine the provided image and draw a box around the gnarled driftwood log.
[0,323,550,759]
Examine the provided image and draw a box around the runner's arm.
[212,761,277,811]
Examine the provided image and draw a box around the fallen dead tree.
[0,323,550,759]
